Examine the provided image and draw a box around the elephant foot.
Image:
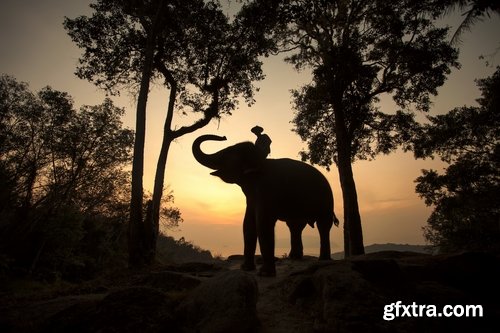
[240,261,256,271]
[319,255,332,261]
[258,265,276,277]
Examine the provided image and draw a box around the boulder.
[133,270,202,292]
[177,270,259,333]
[43,287,178,333]
[279,252,499,332]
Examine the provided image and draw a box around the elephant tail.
[333,214,340,227]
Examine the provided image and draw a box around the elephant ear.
[210,169,239,184]
[242,166,260,175]
[209,141,265,183]
[211,166,260,184]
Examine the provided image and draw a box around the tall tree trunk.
[145,133,173,263]
[334,105,365,257]
[128,30,156,269]
[143,65,177,264]
[143,59,222,263]
[337,153,365,256]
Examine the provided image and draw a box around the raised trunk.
[192,134,227,170]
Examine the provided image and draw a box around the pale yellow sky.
[1,1,499,256]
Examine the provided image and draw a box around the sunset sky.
[1,0,499,257]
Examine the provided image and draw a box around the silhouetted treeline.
[0,74,136,280]
[413,67,500,253]
[63,0,278,267]
[0,75,193,281]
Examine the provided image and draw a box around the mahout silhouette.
[193,128,339,276]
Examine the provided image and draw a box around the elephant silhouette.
[192,133,339,276]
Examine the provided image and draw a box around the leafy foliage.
[65,1,278,266]
[268,0,459,256]
[64,0,274,118]
[0,75,181,279]
[275,0,459,167]
[64,0,274,266]
[414,68,500,252]
[0,74,190,279]
[439,0,500,44]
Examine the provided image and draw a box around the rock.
[161,262,224,277]
[5,252,498,333]
[133,270,202,292]
[177,270,259,333]
[428,252,500,299]
[226,254,281,265]
[277,252,499,332]
[43,287,178,333]
[0,294,105,333]
[226,254,246,261]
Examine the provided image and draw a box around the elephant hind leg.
[286,220,307,260]
[317,217,333,260]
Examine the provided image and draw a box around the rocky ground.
[1,251,499,332]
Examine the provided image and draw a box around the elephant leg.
[241,205,257,271]
[286,220,306,260]
[317,217,333,260]
[256,214,277,277]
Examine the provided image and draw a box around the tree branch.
[171,88,220,139]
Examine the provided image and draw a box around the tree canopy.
[269,0,459,255]
[0,74,134,276]
[64,0,273,118]
[0,75,133,214]
[279,0,459,166]
[440,0,500,44]
[413,67,500,253]
[65,0,277,265]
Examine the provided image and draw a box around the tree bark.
[146,132,173,263]
[128,29,155,269]
[143,66,176,264]
[145,60,222,263]
[334,104,365,257]
[337,153,365,256]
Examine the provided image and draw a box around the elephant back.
[257,158,334,221]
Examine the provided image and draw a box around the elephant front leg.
[241,205,257,271]
[257,214,277,277]
[318,218,333,260]
[286,220,306,260]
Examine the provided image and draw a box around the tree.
[0,74,134,274]
[273,0,459,256]
[413,67,500,253]
[65,0,276,266]
[440,0,500,44]
[0,75,134,214]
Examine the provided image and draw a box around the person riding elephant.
[192,130,338,276]
[251,125,272,159]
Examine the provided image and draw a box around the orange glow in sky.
[1,0,499,257]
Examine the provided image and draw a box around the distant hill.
[332,243,433,259]
[156,234,216,263]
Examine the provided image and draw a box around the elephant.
[192,134,339,276]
